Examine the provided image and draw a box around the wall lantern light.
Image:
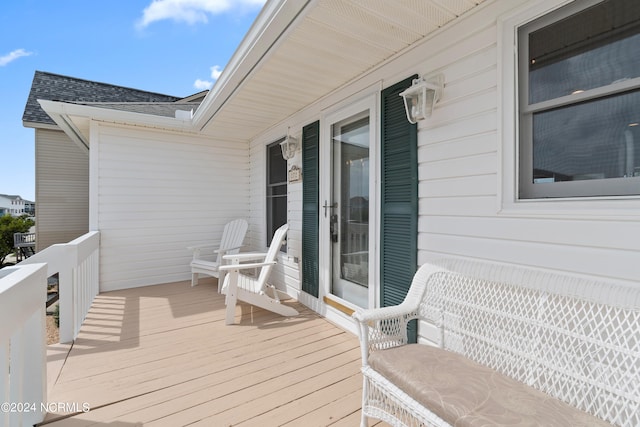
[399,74,444,124]
[280,128,299,160]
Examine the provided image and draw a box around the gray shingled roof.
[66,102,200,118]
[23,71,182,126]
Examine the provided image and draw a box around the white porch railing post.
[0,231,100,425]
[22,300,47,423]
[20,231,100,344]
[68,231,100,341]
[0,263,48,426]
[57,255,75,344]
[0,340,8,427]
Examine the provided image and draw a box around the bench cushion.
[368,344,612,427]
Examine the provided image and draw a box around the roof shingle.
[22,71,182,126]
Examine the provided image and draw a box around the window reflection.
[533,91,640,185]
[529,1,640,104]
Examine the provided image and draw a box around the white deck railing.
[0,263,48,426]
[21,231,100,343]
[0,231,99,425]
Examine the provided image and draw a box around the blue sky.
[0,0,265,202]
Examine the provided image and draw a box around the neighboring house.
[0,194,26,216]
[23,200,35,216]
[22,71,205,251]
[37,0,640,336]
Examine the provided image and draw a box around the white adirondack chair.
[220,223,298,325]
[188,219,248,292]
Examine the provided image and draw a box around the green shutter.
[381,76,418,341]
[302,121,320,297]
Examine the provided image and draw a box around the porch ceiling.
[198,0,486,141]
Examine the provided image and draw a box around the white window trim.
[498,0,640,219]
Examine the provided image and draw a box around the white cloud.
[194,79,213,90]
[137,0,266,29]
[210,65,222,80]
[193,65,223,90]
[0,49,33,67]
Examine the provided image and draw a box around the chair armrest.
[352,264,444,365]
[219,261,276,272]
[214,245,244,254]
[352,303,417,324]
[352,302,419,366]
[222,252,268,262]
[187,242,221,251]
[187,242,222,259]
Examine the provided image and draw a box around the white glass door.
[329,111,371,308]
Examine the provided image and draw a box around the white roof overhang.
[38,99,198,151]
[41,0,486,146]
[194,0,486,142]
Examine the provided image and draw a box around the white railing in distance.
[21,231,100,343]
[0,263,48,426]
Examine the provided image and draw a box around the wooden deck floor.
[41,279,380,426]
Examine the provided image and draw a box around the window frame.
[517,0,640,199]
[266,138,288,249]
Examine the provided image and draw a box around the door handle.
[322,200,337,217]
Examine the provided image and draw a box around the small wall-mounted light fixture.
[280,128,299,160]
[399,74,444,124]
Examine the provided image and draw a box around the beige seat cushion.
[368,344,612,427]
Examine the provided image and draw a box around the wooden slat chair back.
[189,219,248,292]
[220,223,298,325]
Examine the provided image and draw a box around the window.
[518,0,640,199]
[266,139,287,247]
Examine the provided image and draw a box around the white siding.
[35,128,89,251]
[93,123,249,292]
[248,141,267,251]
[414,0,640,284]
[281,166,303,293]
[246,0,640,317]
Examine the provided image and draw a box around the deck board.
[41,279,384,426]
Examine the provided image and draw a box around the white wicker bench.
[353,261,640,427]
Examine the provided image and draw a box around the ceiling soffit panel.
[69,115,91,142]
[309,0,421,51]
[201,0,485,141]
[350,0,442,35]
[288,19,391,68]
[431,0,482,17]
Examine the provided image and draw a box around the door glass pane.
[331,114,369,307]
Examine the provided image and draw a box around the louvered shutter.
[301,121,320,297]
[380,76,418,341]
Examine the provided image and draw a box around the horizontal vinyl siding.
[95,124,249,292]
[415,0,640,284]
[35,128,89,251]
[248,141,267,251]
[283,179,303,293]
[286,184,302,262]
[394,2,502,274]
[243,0,639,311]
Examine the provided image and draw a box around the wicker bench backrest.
[417,261,640,427]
